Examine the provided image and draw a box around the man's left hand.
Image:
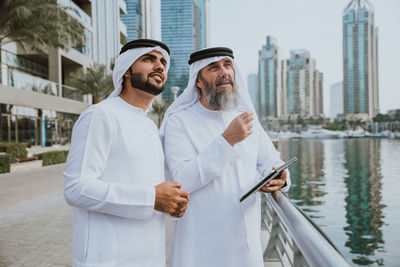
[259,169,287,193]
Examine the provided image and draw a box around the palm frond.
[66,64,113,103]
[0,0,85,52]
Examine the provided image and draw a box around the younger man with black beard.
[63,39,189,267]
[160,47,290,267]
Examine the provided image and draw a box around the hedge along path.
[35,150,69,166]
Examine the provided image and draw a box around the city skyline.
[209,0,400,114]
[256,37,324,119]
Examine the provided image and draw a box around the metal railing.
[1,49,47,78]
[72,28,93,58]
[1,57,85,103]
[261,191,350,267]
[1,63,59,96]
[62,85,84,102]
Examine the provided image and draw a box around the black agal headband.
[119,39,170,55]
[188,47,234,65]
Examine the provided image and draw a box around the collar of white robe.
[108,46,170,99]
[159,49,257,142]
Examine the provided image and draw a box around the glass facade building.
[247,73,259,115]
[258,36,282,119]
[121,0,144,41]
[161,0,209,101]
[342,0,379,119]
[329,82,344,118]
[121,0,157,42]
[285,49,323,117]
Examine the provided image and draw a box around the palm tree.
[0,0,85,52]
[151,100,171,128]
[66,64,113,104]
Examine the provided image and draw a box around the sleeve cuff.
[218,135,240,164]
[141,186,156,220]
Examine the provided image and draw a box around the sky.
[208,0,400,115]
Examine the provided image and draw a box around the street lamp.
[170,86,180,101]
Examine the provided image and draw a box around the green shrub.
[39,150,69,166]
[0,143,6,153]
[0,143,27,160]
[0,154,10,174]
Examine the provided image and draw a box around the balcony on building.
[119,0,127,15]
[119,19,128,42]
[58,0,92,28]
[1,48,87,104]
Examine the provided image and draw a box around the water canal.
[278,138,400,266]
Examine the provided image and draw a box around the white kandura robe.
[164,101,291,267]
[64,97,165,267]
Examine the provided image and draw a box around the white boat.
[301,126,341,139]
[277,131,303,140]
[367,131,391,138]
[345,126,367,138]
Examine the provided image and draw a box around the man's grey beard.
[200,76,238,111]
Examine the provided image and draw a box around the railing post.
[293,242,308,267]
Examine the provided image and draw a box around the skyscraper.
[161,0,210,101]
[121,0,157,42]
[342,0,379,120]
[247,73,259,115]
[330,82,344,118]
[258,36,284,119]
[285,49,323,117]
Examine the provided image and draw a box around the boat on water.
[301,126,342,139]
[345,126,368,138]
[267,131,303,140]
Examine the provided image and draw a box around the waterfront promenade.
[0,164,174,266]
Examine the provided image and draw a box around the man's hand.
[222,112,254,146]
[259,169,287,193]
[154,182,189,218]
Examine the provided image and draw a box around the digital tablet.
[239,157,297,202]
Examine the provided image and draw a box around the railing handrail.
[266,191,351,267]
[1,61,79,91]
[1,48,48,78]
[1,62,85,102]
[62,84,80,91]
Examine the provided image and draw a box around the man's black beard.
[129,68,165,96]
[199,75,238,110]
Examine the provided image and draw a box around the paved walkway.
[0,164,174,267]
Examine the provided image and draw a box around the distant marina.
[267,126,400,140]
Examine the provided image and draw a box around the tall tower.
[342,0,379,120]
[285,49,323,117]
[161,0,209,101]
[330,82,344,118]
[121,0,157,42]
[258,36,283,119]
[247,73,259,115]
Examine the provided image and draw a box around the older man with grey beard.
[160,47,291,267]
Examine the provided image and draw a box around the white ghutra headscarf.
[159,53,258,142]
[108,46,170,99]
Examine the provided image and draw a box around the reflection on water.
[280,140,325,209]
[343,139,385,265]
[278,138,400,266]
